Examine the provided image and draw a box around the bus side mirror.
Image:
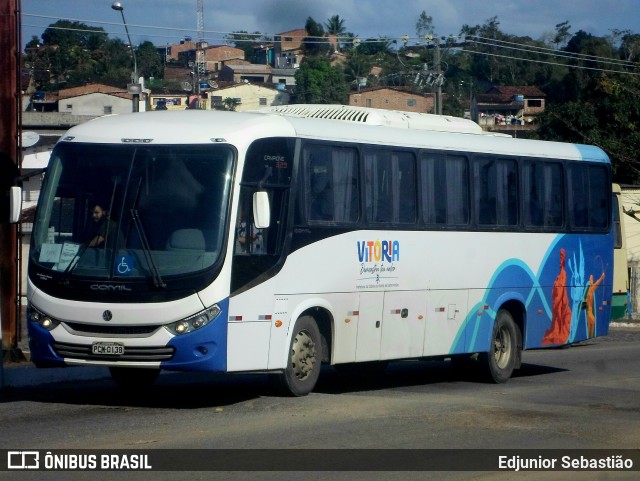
[9,186,22,223]
[253,191,270,229]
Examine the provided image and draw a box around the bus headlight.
[165,304,221,336]
[29,306,60,331]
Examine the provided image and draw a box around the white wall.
[58,93,133,116]
[210,84,290,112]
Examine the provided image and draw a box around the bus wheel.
[109,367,160,389]
[482,310,520,383]
[279,316,321,396]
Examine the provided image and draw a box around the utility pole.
[195,0,206,106]
[112,2,140,112]
[0,0,22,360]
[434,37,442,115]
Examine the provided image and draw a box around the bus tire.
[279,316,322,396]
[109,367,160,389]
[482,310,520,383]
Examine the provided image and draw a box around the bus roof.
[57,107,610,164]
[259,104,484,134]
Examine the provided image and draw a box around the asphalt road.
[0,326,639,481]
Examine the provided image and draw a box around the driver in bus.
[87,204,116,247]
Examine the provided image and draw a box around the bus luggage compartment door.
[379,291,426,360]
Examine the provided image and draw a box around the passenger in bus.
[87,204,117,247]
[236,211,264,254]
[310,167,333,221]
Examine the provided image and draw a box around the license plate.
[92,342,125,355]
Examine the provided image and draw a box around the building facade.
[349,87,435,113]
[208,83,290,111]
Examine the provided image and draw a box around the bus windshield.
[31,142,234,285]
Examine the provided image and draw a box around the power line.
[470,37,638,69]
[23,13,392,45]
[23,12,640,77]
[460,48,640,76]
[473,35,638,67]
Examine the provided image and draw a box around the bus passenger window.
[421,154,469,226]
[474,157,517,227]
[304,144,359,224]
[364,149,415,224]
[310,161,333,221]
[568,164,609,229]
[396,153,416,223]
[522,161,564,229]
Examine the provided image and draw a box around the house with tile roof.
[208,83,290,111]
[218,64,272,84]
[349,86,435,113]
[56,83,136,115]
[473,85,546,131]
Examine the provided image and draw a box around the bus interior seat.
[165,229,205,252]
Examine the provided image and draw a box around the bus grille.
[53,342,174,362]
[65,322,160,336]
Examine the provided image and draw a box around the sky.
[21,0,640,49]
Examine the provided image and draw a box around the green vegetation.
[22,14,640,182]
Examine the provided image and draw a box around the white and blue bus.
[26,105,613,395]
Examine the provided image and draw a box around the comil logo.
[8,451,39,469]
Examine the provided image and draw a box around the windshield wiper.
[131,208,166,288]
[62,243,88,275]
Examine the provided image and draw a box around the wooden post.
[0,0,22,359]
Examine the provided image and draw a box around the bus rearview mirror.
[253,191,270,229]
[9,186,22,223]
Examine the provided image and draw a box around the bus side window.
[421,153,469,226]
[309,158,333,221]
[234,191,266,255]
[568,163,608,229]
[304,143,359,224]
[395,152,417,223]
[522,161,564,229]
[474,157,517,227]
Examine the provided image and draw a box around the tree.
[553,21,572,49]
[325,15,347,52]
[221,98,240,111]
[42,20,107,49]
[226,31,267,61]
[343,52,373,90]
[295,57,349,104]
[302,17,329,56]
[356,37,393,56]
[415,11,435,42]
[137,41,163,79]
[325,15,346,35]
[536,73,640,183]
[611,29,640,61]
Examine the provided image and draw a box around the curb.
[610,321,640,328]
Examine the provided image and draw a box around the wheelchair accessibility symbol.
[115,255,135,275]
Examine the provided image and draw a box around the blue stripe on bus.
[27,323,65,366]
[575,144,610,163]
[163,297,229,372]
